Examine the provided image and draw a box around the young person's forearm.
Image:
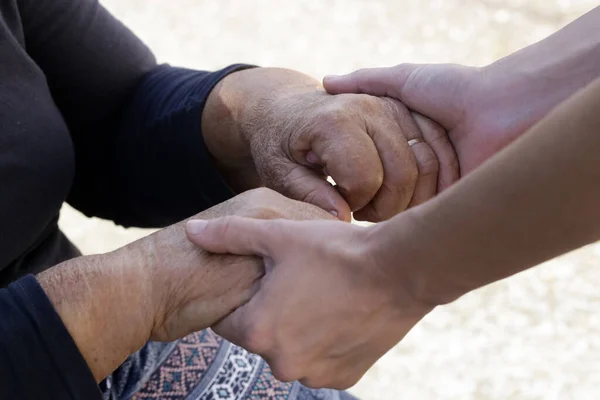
[373,75,600,304]
[487,6,600,118]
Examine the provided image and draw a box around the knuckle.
[354,94,380,113]
[318,102,354,128]
[246,187,280,200]
[274,169,332,217]
[351,171,384,193]
[299,186,322,207]
[243,188,289,220]
[215,216,237,237]
[382,96,408,116]
[278,166,308,196]
[259,158,289,189]
[320,110,347,129]
[391,160,418,187]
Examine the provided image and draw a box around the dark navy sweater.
[0,0,250,397]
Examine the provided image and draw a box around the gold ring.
[407,138,424,147]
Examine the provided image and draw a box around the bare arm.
[202,67,458,221]
[37,250,153,382]
[376,75,600,304]
[488,5,600,102]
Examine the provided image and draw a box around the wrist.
[201,69,256,192]
[202,68,320,191]
[366,208,468,308]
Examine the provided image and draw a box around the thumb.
[323,64,469,129]
[324,65,414,98]
[186,216,276,256]
[270,163,352,222]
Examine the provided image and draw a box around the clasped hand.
[185,61,561,389]
[203,68,459,222]
[186,214,433,389]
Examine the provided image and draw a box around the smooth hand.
[323,62,568,175]
[185,216,433,389]
[137,188,337,342]
[203,68,459,222]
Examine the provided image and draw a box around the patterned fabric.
[101,329,356,400]
[131,330,222,399]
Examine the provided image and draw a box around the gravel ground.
[59,1,600,399]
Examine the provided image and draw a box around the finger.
[297,118,385,212]
[269,162,352,222]
[186,216,276,256]
[352,105,419,221]
[178,270,262,335]
[406,138,439,207]
[412,113,460,192]
[212,281,280,359]
[324,67,410,98]
[212,292,264,351]
[356,99,448,220]
[324,64,467,129]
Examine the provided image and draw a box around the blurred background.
[59,1,600,399]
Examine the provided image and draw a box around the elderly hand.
[203,68,458,222]
[135,188,337,342]
[39,188,335,380]
[185,215,433,389]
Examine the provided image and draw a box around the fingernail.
[186,220,208,235]
[329,210,338,218]
[323,75,339,82]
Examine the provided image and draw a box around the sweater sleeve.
[18,0,255,227]
[0,275,100,400]
[66,63,255,227]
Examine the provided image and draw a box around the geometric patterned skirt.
[101,329,358,400]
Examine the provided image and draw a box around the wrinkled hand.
[203,68,458,222]
[121,188,335,342]
[185,216,433,389]
[324,63,552,175]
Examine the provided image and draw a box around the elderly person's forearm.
[37,250,154,382]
